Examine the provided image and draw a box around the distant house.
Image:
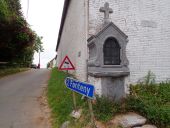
[48,55,57,68]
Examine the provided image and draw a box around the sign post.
[88,99,95,127]
[86,60,96,128]
[59,55,75,70]
[60,57,96,127]
[72,91,77,110]
[65,77,96,127]
[59,55,77,110]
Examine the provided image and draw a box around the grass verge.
[93,83,170,128]
[0,68,30,78]
[47,68,88,128]
[48,68,170,128]
[125,83,170,127]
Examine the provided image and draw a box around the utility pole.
[38,51,40,69]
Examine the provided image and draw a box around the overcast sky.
[20,0,64,68]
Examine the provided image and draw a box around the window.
[103,38,120,65]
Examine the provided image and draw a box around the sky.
[20,0,64,68]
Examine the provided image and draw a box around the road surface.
[0,69,51,128]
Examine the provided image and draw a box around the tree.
[34,35,44,68]
[0,0,11,21]
[34,35,44,53]
[0,0,42,68]
[6,0,22,16]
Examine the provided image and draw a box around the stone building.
[56,0,170,100]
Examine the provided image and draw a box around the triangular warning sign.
[59,55,75,70]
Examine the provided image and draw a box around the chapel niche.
[87,22,129,77]
[87,2,130,101]
[103,37,120,65]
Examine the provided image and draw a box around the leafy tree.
[0,0,11,21]
[34,35,44,53]
[0,0,42,67]
[6,0,22,16]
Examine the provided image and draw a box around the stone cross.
[100,2,113,24]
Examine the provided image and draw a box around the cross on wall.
[100,2,113,23]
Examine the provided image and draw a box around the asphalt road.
[0,69,50,128]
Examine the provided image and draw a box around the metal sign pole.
[86,60,95,127]
[88,99,95,127]
[72,92,77,110]
[66,66,77,111]
[65,77,95,126]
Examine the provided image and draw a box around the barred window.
[103,38,120,65]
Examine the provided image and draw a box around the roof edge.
[56,0,70,51]
[87,22,128,42]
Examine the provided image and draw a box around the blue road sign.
[65,77,95,99]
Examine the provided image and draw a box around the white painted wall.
[57,0,170,84]
[57,0,88,81]
[89,0,170,83]
[52,59,56,68]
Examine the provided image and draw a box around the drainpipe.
[85,0,89,81]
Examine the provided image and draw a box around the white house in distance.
[56,0,170,101]
[48,55,57,68]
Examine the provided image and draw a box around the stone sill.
[88,71,130,77]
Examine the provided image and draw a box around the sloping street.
[0,69,50,128]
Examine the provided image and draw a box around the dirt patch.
[37,86,52,128]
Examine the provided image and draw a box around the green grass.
[93,83,170,128]
[93,96,120,122]
[47,68,87,128]
[125,83,170,128]
[0,68,30,78]
[48,69,170,128]
[91,84,170,128]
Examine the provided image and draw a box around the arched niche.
[103,38,120,65]
[87,22,129,77]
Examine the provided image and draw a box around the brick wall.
[89,0,170,83]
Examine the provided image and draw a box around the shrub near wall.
[93,83,170,128]
[126,83,170,128]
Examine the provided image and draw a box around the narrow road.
[0,69,50,128]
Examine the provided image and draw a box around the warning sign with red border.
[59,55,75,70]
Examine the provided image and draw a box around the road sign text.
[65,77,94,99]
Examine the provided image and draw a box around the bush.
[126,84,170,127]
[93,83,170,127]
[93,96,120,122]
[0,68,29,78]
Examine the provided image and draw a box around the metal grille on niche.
[103,38,120,65]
